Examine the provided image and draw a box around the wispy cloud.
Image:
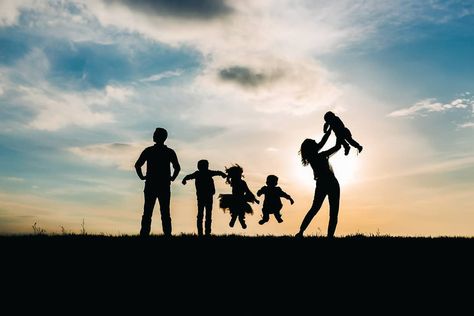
[459,122,474,128]
[0,48,134,131]
[4,177,25,182]
[388,94,474,117]
[68,142,146,171]
[139,69,183,82]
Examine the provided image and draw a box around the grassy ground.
[1,234,471,312]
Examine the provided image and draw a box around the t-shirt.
[135,144,179,185]
[186,170,223,198]
[258,186,286,210]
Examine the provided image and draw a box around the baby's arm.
[280,190,294,205]
[256,187,265,197]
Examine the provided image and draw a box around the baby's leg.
[344,128,363,152]
[259,210,270,225]
[274,211,283,223]
[336,135,350,155]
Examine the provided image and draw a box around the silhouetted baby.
[182,159,226,236]
[257,175,294,225]
[219,164,259,229]
[323,111,363,155]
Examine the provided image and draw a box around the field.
[2,234,472,312]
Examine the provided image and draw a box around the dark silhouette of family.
[134,112,363,238]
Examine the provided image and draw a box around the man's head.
[266,175,278,187]
[197,159,209,171]
[153,128,168,144]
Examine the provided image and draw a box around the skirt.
[218,194,253,215]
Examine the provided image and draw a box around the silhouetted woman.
[296,129,341,238]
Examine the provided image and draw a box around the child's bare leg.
[238,214,247,229]
[259,211,270,225]
[274,212,283,223]
[344,128,362,153]
[229,213,237,227]
[338,138,350,155]
[346,136,363,153]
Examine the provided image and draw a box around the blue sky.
[0,0,473,235]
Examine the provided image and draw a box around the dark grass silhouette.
[2,234,472,314]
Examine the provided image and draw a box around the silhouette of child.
[182,160,226,236]
[323,111,363,155]
[256,175,294,225]
[219,164,259,229]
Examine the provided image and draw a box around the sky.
[0,0,473,236]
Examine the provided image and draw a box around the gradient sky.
[0,0,473,236]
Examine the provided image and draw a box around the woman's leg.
[297,185,327,235]
[327,179,340,238]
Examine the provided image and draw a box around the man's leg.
[140,190,156,236]
[157,186,172,236]
[197,199,204,236]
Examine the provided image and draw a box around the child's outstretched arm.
[245,183,259,204]
[181,172,197,185]
[211,170,227,179]
[281,190,294,205]
[256,187,265,197]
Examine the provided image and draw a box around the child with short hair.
[257,175,294,225]
[182,159,226,236]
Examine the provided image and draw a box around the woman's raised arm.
[321,142,341,158]
[317,129,331,150]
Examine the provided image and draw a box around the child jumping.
[323,111,363,155]
[256,175,294,225]
[182,159,226,236]
[219,164,259,229]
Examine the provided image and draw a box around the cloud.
[218,66,283,88]
[459,122,474,128]
[112,0,233,19]
[68,142,146,170]
[196,57,341,114]
[388,95,473,117]
[0,0,34,26]
[139,69,184,82]
[4,177,25,182]
[0,48,134,131]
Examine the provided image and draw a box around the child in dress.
[323,111,363,155]
[182,159,226,236]
[257,175,294,225]
[219,164,259,229]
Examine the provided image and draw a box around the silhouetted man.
[135,128,180,236]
